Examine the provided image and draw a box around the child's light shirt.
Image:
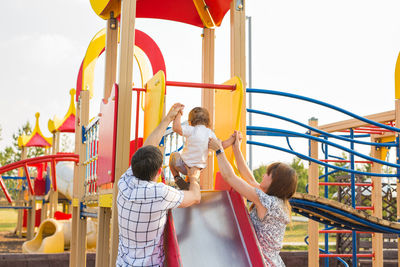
[180,124,217,168]
[250,188,290,267]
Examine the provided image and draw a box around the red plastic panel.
[97,85,119,185]
[58,114,76,133]
[34,178,46,196]
[129,138,143,162]
[25,133,51,147]
[214,171,232,191]
[23,209,41,228]
[136,0,231,28]
[164,211,182,267]
[229,190,266,266]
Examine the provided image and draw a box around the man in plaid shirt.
[117,103,201,266]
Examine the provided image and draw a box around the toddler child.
[169,107,233,189]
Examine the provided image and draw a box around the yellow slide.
[22,218,97,253]
[22,218,64,253]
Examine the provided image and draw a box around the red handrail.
[0,154,79,203]
[319,182,373,187]
[166,81,236,90]
[320,253,373,258]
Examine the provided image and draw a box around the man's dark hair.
[131,145,163,181]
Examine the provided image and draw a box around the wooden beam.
[103,18,119,100]
[201,28,215,190]
[395,100,400,267]
[96,17,119,267]
[319,110,395,133]
[308,118,319,267]
[70,91,89,267]
[230,0,247,158]
[370,137,383,267]
[110,0,137,265]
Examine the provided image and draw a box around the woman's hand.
[233,130,243,148]
[208,138,223,151]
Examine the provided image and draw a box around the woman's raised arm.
[232,131,260,188]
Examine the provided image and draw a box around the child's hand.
[208,138,223,151]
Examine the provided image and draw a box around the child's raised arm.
[172,109,183,135]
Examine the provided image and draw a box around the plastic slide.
[166,191,265,267]
[22,218,65,253]
[22,218,97,253]
[56,161,74,200]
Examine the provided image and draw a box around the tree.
[252,157,309,193]
[290,158,308,193]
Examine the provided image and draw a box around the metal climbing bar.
[248,140,398,177]
[166,81,236,90]
[247,126,400,169]
[246,88,400,132]
[247,108,396,147]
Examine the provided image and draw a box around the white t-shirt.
[180,124,217,168]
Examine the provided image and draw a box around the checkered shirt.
[116,167,184,266]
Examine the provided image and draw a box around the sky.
[1,0,400,169]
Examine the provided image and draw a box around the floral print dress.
[249,188,290,267]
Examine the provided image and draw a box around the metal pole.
[247,16,253,170]
[350,129,358,267]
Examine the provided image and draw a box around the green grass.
[282,220,337,251]
[0,210,18,231]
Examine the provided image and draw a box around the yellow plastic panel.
[213,76,244,183]
[395,52,400,99]
[22,219,64,253]
[72,198,79,207]
[82,28,150,100]
[193,0,215,28]
[143,71,166,141]
[82,28,107,99]
[379,136,395,161]
[90,0,121,20]
[99,193,113,208]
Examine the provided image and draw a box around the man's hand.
[166,103,184,122]
[186,166,201,184]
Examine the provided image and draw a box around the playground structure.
[0,1,400,267]
[0,90,78,241]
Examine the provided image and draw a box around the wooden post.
[96,207,112,267]
[230,0,247,158]
[201,28,215,190]
[308,118,319,267]
[70,91,90,267]
[96,17,118,267]
[48,131,60,218]
[395,99,400,267]
[370,136,383,267]
[15,189,24,237]
[110,0,137,265]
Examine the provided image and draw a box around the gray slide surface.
[171,191,253,267]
